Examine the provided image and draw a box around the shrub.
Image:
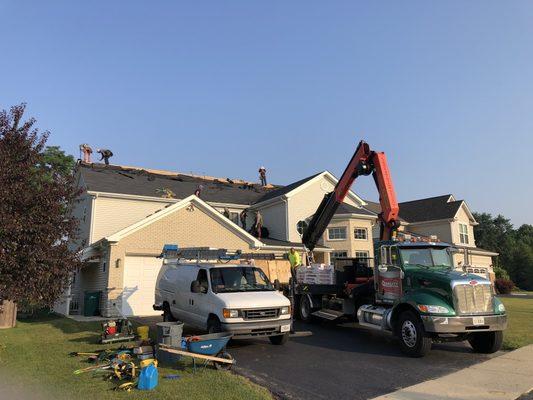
[493,266,511,281]
[495,278,515,294]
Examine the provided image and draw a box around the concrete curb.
[370,345,533,400]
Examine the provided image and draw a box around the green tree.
[0,104,82,320]
[39,145,76,178]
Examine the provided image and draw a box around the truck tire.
[269,333,289,345]
[468,331,503,353]
[298,295,312,322]
[207,317,222,334]
[397,310,432,357]
[163,304,176,322]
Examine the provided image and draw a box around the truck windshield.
[210,267,274,293]
[400,248,453,269]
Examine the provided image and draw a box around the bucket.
[137,326,150,341]
[156,321,183,348]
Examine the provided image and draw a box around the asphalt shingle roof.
[253,172,321,204]
[335,202,375,216]
[79,164,275,205]
[363,195,464,223]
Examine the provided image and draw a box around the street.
[227,320,499,400]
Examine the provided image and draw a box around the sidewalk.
[371,345,533,400]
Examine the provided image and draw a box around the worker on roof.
[240,208,248,230]
[258,166,267,186]
[194,184,203,197]
[79,144,93,163]
[253,211,263,239]
[97,148,113,165]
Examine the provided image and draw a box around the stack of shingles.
[296,264,335,285]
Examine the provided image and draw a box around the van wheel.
[298,295,312,322]
[269,333,289,345]
[163,304,176,322]
[468,331,503,353]
[207,317,222,334]
[397,311,432,357]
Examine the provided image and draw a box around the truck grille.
[453,283,493,315]
[243,308,279,320]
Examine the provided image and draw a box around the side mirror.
[273,279,281,291]
[378,265,388,273]
[191,280,201,293]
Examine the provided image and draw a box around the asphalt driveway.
[135,317,499,400]
[228,320,499,400]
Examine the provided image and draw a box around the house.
[364,195,498,277]
[56,163,373,317]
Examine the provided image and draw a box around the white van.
[154,262,292,345]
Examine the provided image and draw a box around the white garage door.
[122,256,163,316]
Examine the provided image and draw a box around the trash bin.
[156,321,184,366]
[156,321,183,347]
[83,291,101,317]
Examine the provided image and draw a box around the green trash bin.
[83,291,101,317]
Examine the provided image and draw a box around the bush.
[495,278,515,294]
[493,266,511,281]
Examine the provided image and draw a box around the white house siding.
[91,196,172,243]
[450,206,476,248]
[254,201,288,240]
[286,176,360,243]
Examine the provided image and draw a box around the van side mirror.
[191,280,201,293]
[273,279,281,291]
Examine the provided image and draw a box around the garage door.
[122,256,163,316]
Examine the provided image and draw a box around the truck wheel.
[298,295,312,322]
[163,304,176,322]
[468,331,503,353]
[269,333,289,345]
[207,317,222,334]
[397,311,432,357]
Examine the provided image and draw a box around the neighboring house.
[364,195,498,277]
[57,163,371,317]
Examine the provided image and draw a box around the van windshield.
[210,267,274,293]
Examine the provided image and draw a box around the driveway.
[135,317,499,400]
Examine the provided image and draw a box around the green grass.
[501,297,533,350]
[0,315,271,400]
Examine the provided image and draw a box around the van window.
[196,269,208,293]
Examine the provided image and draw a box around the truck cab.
[360,239,507,356]
[155,260,292,345]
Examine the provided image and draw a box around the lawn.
[0,315,272,400]
[500,297,533,350]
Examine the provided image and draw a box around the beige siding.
[324,217,375,257]
[102,205,255,316]
[451,206,476,247]
[91,196,172,243]
[408,221,453,243]
[286,175,360,243]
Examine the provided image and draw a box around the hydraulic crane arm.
[301,140,400,251]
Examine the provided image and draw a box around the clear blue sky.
[1,1,532,226]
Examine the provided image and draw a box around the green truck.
[292,140,507,356]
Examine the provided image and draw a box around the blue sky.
[1,1,532,225]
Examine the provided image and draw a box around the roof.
[363,195,466,223]
[78,163,277,205]
[252,172,321,204]
[335,202,375,216]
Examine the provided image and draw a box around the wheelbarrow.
[158,332,234,371]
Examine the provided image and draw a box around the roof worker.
[96,148,113,165]
[223,207,231,219]
[194,184,203,197]
[253,210,263,239]
[240,208,248,231]
[258,166,267,186]
[79,144,93,163]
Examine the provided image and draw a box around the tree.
[40,145,76,179]
[0,104,82,325]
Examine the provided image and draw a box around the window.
[354,228,368,240]
[331,251,348,260]
[296,220,308,235]
[195,269,209,293]
[459,223,469,244]
[328,227,347,240]
[355,251,370,266]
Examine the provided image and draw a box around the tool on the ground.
[101,319,135,344]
